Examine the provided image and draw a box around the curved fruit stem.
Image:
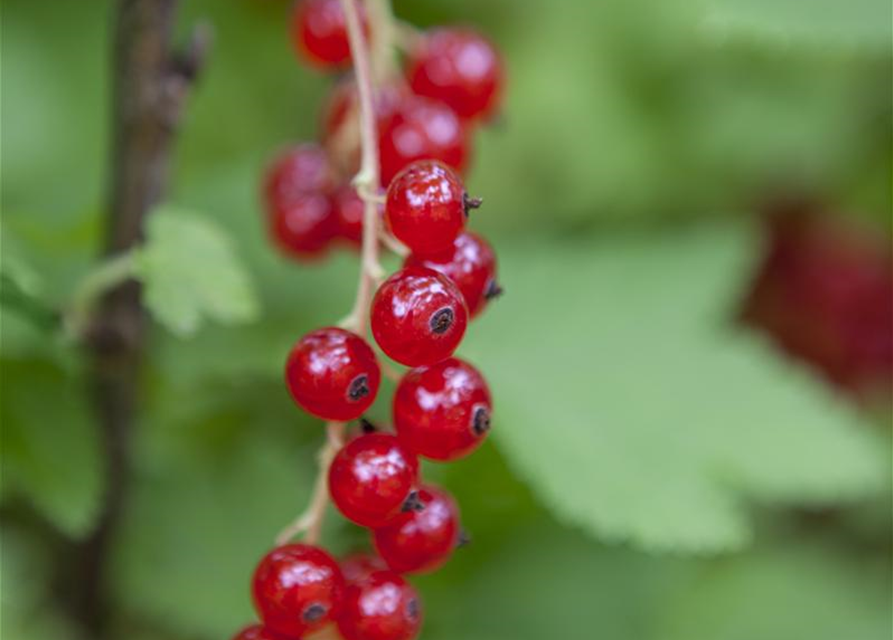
[339,0,385,335]
[277,0,392,546]
[276,422,346,546]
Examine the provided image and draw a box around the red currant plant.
[243,1,505,638]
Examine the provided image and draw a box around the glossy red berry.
[231,625,288,640]
[394,358,491,461]
[341,553,388,583]
[285,327,381,420]
[406,28,504,121]
[269,191,338,258]
[373,485,460,574]
[333,186,365,246]
[264,144,333,213]
[291,0,365,69]
[337,570,423,640]
[252,544,345,638]
[404,232,498,317]
[379,96,470,186]
[329,433,420,527]
[385,160,474,255]
[371,267,468,367]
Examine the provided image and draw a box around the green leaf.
[421,521,890,640]
[0,224,59,350]
[702,0,892,52]
[658,542,891,640]
[134,205,260,337]
[1,359,103,538]
[462,223,887,553]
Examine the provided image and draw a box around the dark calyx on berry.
[429,307,455,334]
[348,374,371,401]
[401,490,426,513]
[457,529,473,548]
[360,417,377,433]
[463,193,483,217]
[484,279,503,300]
[471,405,491,436]
[406,597,421,621]
[303,603,327,622]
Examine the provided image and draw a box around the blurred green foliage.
[1,1,890,639]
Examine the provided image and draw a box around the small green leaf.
[702,0,892,52]
[462,223,887,553]
[1,359,103,538]
[134,205,260,337]
[0,223,58,338]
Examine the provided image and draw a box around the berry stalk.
[340,0,385,334]
[277,0,390,546]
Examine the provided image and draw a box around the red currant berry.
[231,625,288,640]
[394,358,491,461]
[329,433,420,527]
[371,267,468,367]
[341,553,388,583]
[333,186,365,246]
[373,485,460,574]
[406,28,504,121]
[285,327,381,420]
[379,96,470,186]
[269,192,338,258]
[385,160,476,255]
[337,570,422,640]
[264,144,333,214]
[252,544,345,638]
[404,232,498,317]
[291,0,365,69]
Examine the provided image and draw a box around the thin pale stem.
[340,0,383,336]
[367,0,398,81]
[277,0,389,547]
[276,422,345,546]
[66,250,138,339]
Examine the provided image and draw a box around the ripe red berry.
[285,327,381,420]
[379,96,470,186]
[269,192,338,258]
[394,358,491,461]
[404,232,499,317]
[264,144,333,214]
[337,570,423,640]
[252,544,345,638]
[371,267,468,367]
[231,625,288,640]
[329,433,419,527]
[373,485,460,574]
[333,186,365,246]
[406,28,504,121]
[291,0,365,69]
[341,553,388,583]
[385,160,475,255]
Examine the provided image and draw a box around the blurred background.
[1,1,891,639]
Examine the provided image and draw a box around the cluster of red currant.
[235,1,505,639]
[263,0,502,259]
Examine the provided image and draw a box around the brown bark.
[73,1,209,634]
